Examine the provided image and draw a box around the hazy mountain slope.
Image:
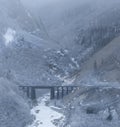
[74,36,120,84]
[0,78,31,127]
[0,0,60,85]
[0,0,59,126]
[22,0,120,47]
[22,0,120,82]
[75,36,120,76]
[0,0,49,39]
[1,0,120,127]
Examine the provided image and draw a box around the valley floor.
[27,95,65,127]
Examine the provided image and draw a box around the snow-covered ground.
[27,95,65,127]
[3,28,16,46]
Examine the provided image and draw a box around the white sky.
[21,0,60,8]
[21,0,92,9]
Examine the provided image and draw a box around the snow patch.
[56,75,75,85]
[27,95,65,127]
[3,28,16,46]
[71,57,79,68]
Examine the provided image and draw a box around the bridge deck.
[19,85,79,100]
[19,85,79,89]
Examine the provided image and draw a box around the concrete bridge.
[19,85,79,101]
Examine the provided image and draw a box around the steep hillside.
[64,86,120,127]
[1,0,120,127]
[23,0,120,47]
[0,0,49,39]
[74,36,120,84]
[0,0,60,86]
[0,78,31,127]
[22,0,120,83]
[0,0,59,126]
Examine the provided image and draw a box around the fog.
[21,0,120,26]
[1,0,120,127]
[21,0,90,8]
[21,0,119,9]
[20,0,120,48]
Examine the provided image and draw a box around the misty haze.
[0,0,120,127]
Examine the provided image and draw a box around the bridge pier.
[61,87,64,98]
[69,86,73,92]
[57,87,60,99]
[66,87,69,95]
[50,87,55,100]
[19,85,79,101]
[30,87,36,101]
[26,87,30,98]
